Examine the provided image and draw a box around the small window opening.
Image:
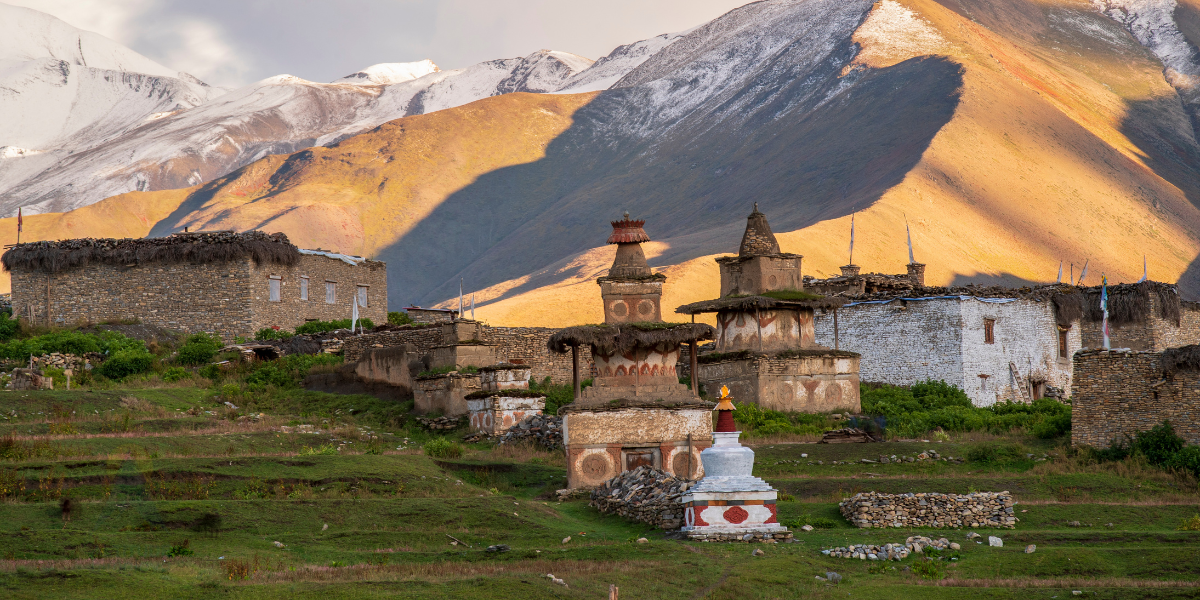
[1058,327,1069,358]
[356,285,368,308]
[325,281,336,304]
[300,276,309,301]
[268,276,281,302]
[984,319,995,344]
[979,374,990,391]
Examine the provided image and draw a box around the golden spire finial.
[714,385,735,411]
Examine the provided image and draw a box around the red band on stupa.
[715,409,736,432]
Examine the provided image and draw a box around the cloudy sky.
[11,0,750,88]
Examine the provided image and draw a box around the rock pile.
[8,368,53,390]
[416,415,466,431]
[589,466,692,530]
[31,353,101,370]
[819,428,881,443]
[839,491,1016,529]
[821,535,959,560]
[773,449,963,467]
[497,414,563,450]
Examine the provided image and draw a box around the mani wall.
[812,297,1080,406]
[342,322,594,385]
[1071,348,1200,448]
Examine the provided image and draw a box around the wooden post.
[833,308,839,351]
[689,341,699,398]
[610,584,619,600]
[571,345,581,401]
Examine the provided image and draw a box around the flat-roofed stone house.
[3,231,387,340]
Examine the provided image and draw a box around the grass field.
[0,386,1197,599]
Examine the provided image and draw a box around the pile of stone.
[8,368,53,390]
[820,428,881,443]
[839,491,1016,529]
[496,414,563,450]
[416,415,466,431]
[859,450,962,464]
[31,353,101,370]
[589,466,692,530]
[821,535,959,560]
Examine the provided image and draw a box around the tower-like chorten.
[677,206,861,412]
[549,215,716,489]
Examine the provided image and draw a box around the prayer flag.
[1101,275,1110,350]
[1078,260,1089,285]
[1137,256,1147,283]
[905,216,915,264]
[1057,261,1062,284]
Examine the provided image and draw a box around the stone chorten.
[676,206,861,413]
[548,215,716,489]
[681,386,790,542]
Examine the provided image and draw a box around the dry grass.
[930,577,1200,588]
[1029,453,1199,490]
[251,558,653,584]
[486,440,566,466]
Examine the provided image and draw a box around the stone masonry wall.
[250,254,387,334]
[959,298,1077,406]
[343,324,593,385]
[1071,350,1200,448]
[11,260,253,338]
[840,491,1016,529]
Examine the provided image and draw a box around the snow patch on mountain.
[1092,0,1200,89]
[332,60,440,85]
[0,3,178,78]
[555,32,685,94]
[852,0,949,68]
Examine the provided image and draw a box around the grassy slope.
[0,386,1197,598]
[2,0,1200,328]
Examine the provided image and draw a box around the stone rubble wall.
[343,324,594,385]
[839,491,1016,529]
[31,353,102,370]
[1071,349,1200,447]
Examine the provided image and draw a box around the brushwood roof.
[2,231,301,274]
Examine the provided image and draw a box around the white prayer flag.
[351,295,359,334]
[1078,259,1089,285]
[905,216,915,264]
[1056,261,1062,284]
[1137,255,1147,283]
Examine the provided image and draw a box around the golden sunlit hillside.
[6,0,1200,330]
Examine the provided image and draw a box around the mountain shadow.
[380,55,964,308]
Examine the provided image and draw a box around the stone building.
[676,206,861,413]
[810,280,1197,406]
[3,231,387,340]
[1072,347,1200,447]
[548,215,714,489]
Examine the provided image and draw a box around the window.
[325,281,336,304]
[979,374,989,391]
[1058,327,1069,358]
[984,319,995,344]
[300,276,309,301]
[357,285,369,308]
[268,276,281,302]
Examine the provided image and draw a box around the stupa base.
[684,530,794,543]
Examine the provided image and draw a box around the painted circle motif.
[611,302,628,317]
[724,506,749,524]
[671,452,693,478]
[825,384,843,404]
[637,300,655,316]
[580,454,610,478]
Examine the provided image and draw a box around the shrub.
[294,318,374,336]
[424,438,463,459]
[1167,446,1200,479]
[733,402,833,437]
[0,312,18,342]
[99,349,154,379]
[861,381,1072,438]
[299,444,339,456]
[387,311,413,326]
[175,332,223,365]
[255,327,293,341]
[966,443,1026,464]
[162,366,190,382]
[1133,421,1185,467]
[1178,514,1200,532]
[167,540,194,557]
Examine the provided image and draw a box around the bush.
[167,540,194,557]
[0,312,18,342]
[387,311,413,326]
[176,333,223,365]
[162,366,190,382]
[424,438,463,459]
[294,318,374,336]
[966,443,1026,464]
[99,349,154,379]
[1133,421,1185,467]
[1167,445,1200,479]
[298,444,339,456]
[1178,514,1200,532]
[860,381,1072,438]
[733,402,833,437]
[529,376,589,415]
[255,328,293,341]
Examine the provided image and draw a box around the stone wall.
[839,491,1016,529]
[11,260,253,339]
[342,324,593,385]
[814,297,1078,406]
[564,407,711,488]
[696,353,860,412]
[414,373,480,416]
[250,254,387,334]
[1071,349,1200,448]
[1079,298,1200,352]
[10,253,387,341]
